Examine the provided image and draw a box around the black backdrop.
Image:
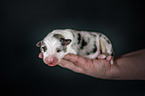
[1,0,145,96]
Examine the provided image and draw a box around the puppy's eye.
[42,46,47,52]
[56,48,62,52]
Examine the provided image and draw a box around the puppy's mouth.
[46,63,58,66]
[43,57,59,67]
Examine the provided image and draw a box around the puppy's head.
[36,34,71,66]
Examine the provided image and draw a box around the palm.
[59,54,111,79]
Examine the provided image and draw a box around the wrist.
[104,59,122,80]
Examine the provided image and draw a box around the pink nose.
[48,60,54,64]
[45,57,58,66]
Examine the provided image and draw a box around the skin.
[38,49,145,80]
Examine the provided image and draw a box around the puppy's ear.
[36,41,42,47]
[64,39,72,45]
[60,38,72,46]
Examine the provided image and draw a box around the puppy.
[36,29,114,66]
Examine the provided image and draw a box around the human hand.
[59,54,115,79]
[38,53,114,79]
[39,48,145,80]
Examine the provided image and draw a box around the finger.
[39,53,42,58]
[106,56,112,61]
[63,54,93,70]
[63,54,86,64]
[98,54,106,59]
[58,59,84,73]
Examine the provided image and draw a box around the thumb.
[63,54,86,64]
[58,59,84,73]
[63,54,92,69]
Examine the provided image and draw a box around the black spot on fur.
[60,38,71,52]
[86,41,97,55]
[42,41,45,45]
[99,34,102,37]
[77,33,81,44]
[92,42,97,53]
[42,46,47,52]
[53,34,64,39]
[106,40,110,44]
[60,38,66,46]
[90,33,97,37]
[60,38,71,46]
[58,46,67,52]
[72,32,75,38]
[80,39,87,49]
[53,34,66,46]
[86,52,91,55]
[100,35,110,44]
[40,41,47,52]
[103,36,110,44]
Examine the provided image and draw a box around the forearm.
[58,49,145,80]
[108,49,145,80]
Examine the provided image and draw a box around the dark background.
[1,0,145,96]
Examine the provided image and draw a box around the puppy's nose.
[45,57,58,66]
[47,59,54,64]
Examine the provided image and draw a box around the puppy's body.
[36,29,114,66]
